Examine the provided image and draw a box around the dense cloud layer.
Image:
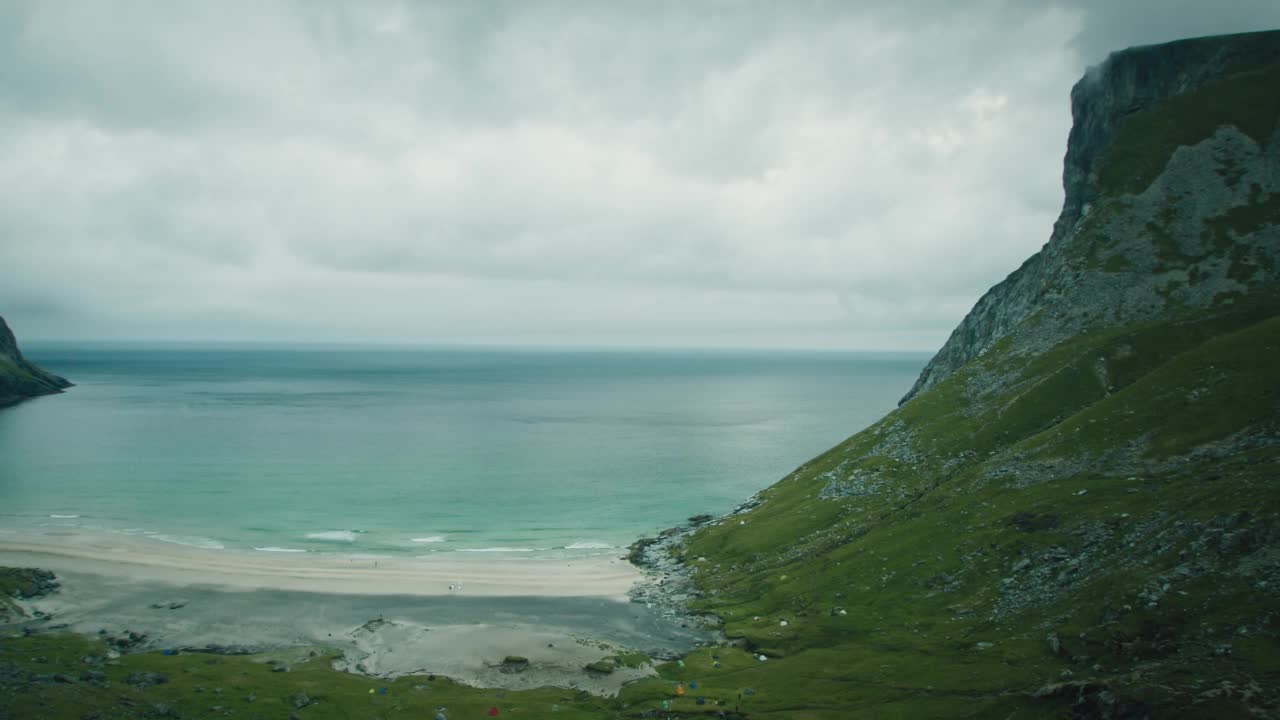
[2,2,1276,348]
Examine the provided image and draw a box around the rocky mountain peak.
[901,29,1280,404]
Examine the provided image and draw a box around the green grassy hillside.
[603,35,1280,718]
[618,294,1278,718]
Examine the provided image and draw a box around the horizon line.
[21,337,937,355]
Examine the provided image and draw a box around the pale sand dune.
[0,531,639,599]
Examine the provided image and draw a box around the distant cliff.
[902,30,1280,403]
[0,316,72,407]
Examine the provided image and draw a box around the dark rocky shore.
[626,499,767,643]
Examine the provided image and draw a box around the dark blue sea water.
[0,345,926,558]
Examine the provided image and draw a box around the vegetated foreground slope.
[0,315,71,407]
[660,30,1280,719]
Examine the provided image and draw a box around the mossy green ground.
[1098,60,1280,197]
[0,569,39,599]
[0,633,627,719]
[670,291,1280,718]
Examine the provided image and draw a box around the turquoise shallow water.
[0,345,926,558]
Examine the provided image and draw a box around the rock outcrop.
[0,568,60,623]
[902,30,1280,403]
[0,315,71,407]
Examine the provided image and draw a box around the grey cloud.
[1,1,1277,348]
[1068,0,1280,64]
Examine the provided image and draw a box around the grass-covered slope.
[0,634,622,720]
[613,33,1280,720]
[644,295,1279,718]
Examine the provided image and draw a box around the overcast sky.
[2,1,1277,349]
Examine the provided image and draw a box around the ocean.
[0,345,926,559]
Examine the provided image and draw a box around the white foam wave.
[254,546,307,553]
[456,547,537,553]
[565,541,613,550]
[49,514,80,519]
[151,534,225,550]
[411,536,446,543]
[305,530,358,542]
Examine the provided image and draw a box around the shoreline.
[5,568,708,695]
[0,528,715,696]
[0,531,638,599]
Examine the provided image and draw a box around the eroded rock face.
[0,315,72,406]
[901,30,1280,405]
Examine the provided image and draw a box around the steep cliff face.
[902,29,1280,403]
[0,316,72,407]
[652,31,1280,718]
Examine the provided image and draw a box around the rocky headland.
[0,315,71,407]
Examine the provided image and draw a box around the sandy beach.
[0,531,707,695]
[0,530,639,599]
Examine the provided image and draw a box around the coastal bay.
[0,346,924,559]
[4,16,1278,718]
[1,347,918,713]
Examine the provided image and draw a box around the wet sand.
[0,531,638,598]
[0,533,709,695]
